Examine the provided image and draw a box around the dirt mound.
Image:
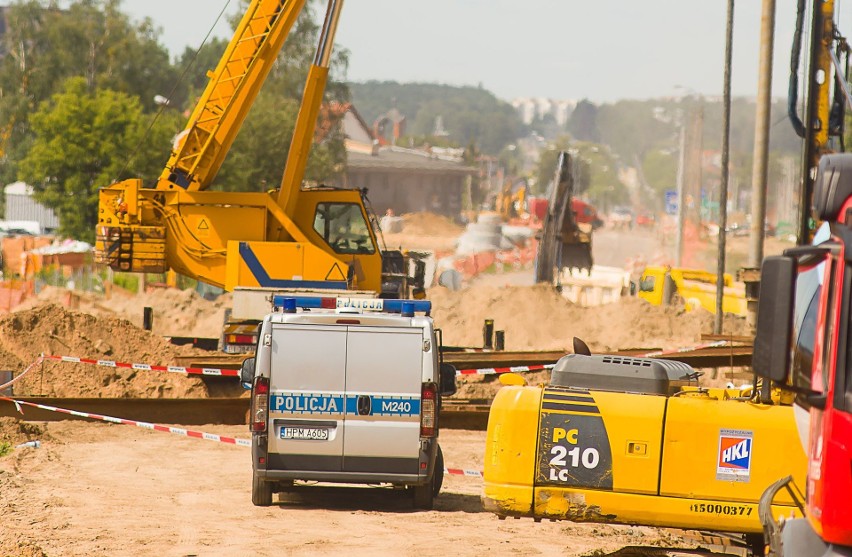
[429,284,748,352]
[400,212,464,237]
[0,304,208,398]
[0,418,46,448]
[15,286,229,338]
[432,284,751,399]
[381,211,463,251]
[0,539,47,557]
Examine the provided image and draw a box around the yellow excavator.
[483,347,805,554]
[95,0,420,351]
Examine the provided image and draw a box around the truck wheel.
[252,475,272,507]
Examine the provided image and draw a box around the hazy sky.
[124,0,852,103]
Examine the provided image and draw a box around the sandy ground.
[0,214,766,556]
[0,422,691,557]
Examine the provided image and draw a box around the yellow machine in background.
[95,0,408,299]
[496,181,526,222]
[482,352,806,547]
[637,266,748,316]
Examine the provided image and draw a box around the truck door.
[267,324,346,472]
[343,326,423,474]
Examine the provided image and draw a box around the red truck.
[528,197,603,229]
[753,154,852,556]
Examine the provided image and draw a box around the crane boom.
[158,0,307,192]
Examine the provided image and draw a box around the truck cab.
[241,296,456,509]
[754,154,852,555]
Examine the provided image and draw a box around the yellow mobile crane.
[95,0,417,349]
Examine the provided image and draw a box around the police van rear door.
[343,325,423,475]
[268,323,346,472]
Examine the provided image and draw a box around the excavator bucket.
[534,151,593,284]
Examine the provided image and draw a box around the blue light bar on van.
[272,296,431,315]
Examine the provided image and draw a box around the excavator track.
[597,548,744,557]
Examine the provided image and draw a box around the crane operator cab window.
[313,203,376,255]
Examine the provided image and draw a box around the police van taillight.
[420,383,437,437]
[251,377,269,433]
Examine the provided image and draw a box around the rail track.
[175,343,754,372]
[4,340,755,428]
[0,397,492,429]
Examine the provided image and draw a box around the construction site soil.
[380,211,464,253]
[0,218,752,555]
[0,304,211,398]
[0,281,748,400]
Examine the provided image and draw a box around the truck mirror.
[439,363,457,396]
[753,256,796,383]
[240,357,256,388]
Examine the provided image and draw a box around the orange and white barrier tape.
[444,467,483,478]
[456,363,555,376]
[0,397,484,477]
[42,354,239,378]
[0,357,43,392]
[42,340,731,382]
[454,340,730,377]
[0,397,250,447]
[638,340,728,358]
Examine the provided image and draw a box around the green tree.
[173,37,231,110]
[642,148,678,195]
[534,138,627,209]
[17,77,179,241]
[349,81,525,154]
[0,0,180,184]
[596,100,674,161]
[534,137,572,195]
[565,100,599,143]
[572,142,626,209]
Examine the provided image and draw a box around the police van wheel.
[252,475,273,507]
[433,444,444,497]
[412,482,434,510]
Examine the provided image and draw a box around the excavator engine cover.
[551,354,696,395]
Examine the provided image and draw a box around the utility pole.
[746,0,777,335]
[715,0,735,334]
[675,123,687,267]
[748,0,776,270]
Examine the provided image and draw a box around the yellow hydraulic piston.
[276,0,344,222]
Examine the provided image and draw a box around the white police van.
[240,296,457,509]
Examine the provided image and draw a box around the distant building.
[338,105,475,219]
[4,182,59,234]
[511,97,577,126]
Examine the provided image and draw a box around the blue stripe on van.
[345,395,421,417]
[270,393,345,415]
